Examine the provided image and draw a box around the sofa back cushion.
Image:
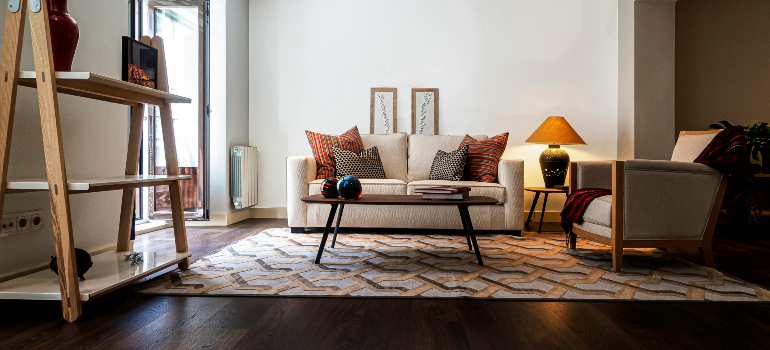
[360,133,408,181]
[407,134,488,182]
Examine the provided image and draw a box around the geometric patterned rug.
[136,228,770,301]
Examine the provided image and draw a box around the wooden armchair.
[568,130,727,271]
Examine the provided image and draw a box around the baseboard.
[250,207,288,219]
[531,211,561,223]
[0,243,118,283]
[186,209,253,227]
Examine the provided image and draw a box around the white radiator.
[231,146,259,209]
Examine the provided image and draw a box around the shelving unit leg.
[28,1,81,322]
[117,104,145,251]
[0,0,27,223]
[158,105,189,270]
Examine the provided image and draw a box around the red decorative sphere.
[321,178,339,198]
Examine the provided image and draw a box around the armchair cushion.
[581,195,612,227]
[671,133,717,162]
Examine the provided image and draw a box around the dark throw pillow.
[333,146,387,179]
[429,145,469,181]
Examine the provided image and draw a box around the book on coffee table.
[415,186,471,200]
[421,192,470,200]
[414,186,472,194]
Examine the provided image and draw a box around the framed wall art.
[411,88,438,135]
[370,88,397,134]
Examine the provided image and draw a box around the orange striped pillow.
[458,133,509,182]
[306,126,364,179]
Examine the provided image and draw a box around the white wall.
[0,0,129,277]
[209,0,250,218]
[249,0,619,214]
[617,0,635,160]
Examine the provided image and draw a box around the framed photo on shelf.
[121,36,158,89]
[370,88,397,134]
[411,88,438,135]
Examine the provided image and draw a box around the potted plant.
[709,120,770,174]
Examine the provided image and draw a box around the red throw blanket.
[560,126,761,243]
[560,188,611,238]
[694,126,762,223]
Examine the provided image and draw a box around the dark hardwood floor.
[1,219,769,350]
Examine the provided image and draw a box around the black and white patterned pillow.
[429,145,469,181]
[333,146,387,179]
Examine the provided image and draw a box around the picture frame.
[411,88,439,135]
[121,36,158,89]
[370,88,397,134]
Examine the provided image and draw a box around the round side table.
[524,187,569,233]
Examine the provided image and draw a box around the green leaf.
[708,123,725,130]
[719,120,733,128]
[752,147,760,161]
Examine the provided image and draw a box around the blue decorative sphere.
[336,175,362,200]
[321,178,339,198]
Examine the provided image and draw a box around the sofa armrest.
[497,159,524,230]
[569,161,614,192]
[287,156,317,228]
[621,160,724,241]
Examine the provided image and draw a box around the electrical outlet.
[16,214,30,232]
[1,210,43,236]
[30,212,43,230]
[1,217,14,234]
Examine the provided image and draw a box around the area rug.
[137,228,770,301]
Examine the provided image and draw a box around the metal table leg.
[330,204,345,248]
[538,193,549,233]
[458,206,473,250]
[525,192,541,228]
[314,204,338,264]
[459,205,483,266]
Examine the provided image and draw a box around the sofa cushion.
[361,133,408,182]
[407,134,488,182]
[309,178,406,195]
[305,126,364,179]
[429,145,468,181]
[333,146,386,179]
[459,133,509,182]
[407,180,505,203]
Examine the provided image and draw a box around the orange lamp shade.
[525,116,586,145]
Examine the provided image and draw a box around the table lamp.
[526,116,586,188]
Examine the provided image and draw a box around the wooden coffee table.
[300,194,499,265]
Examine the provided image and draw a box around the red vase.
[47,0,78,71]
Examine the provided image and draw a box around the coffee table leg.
[315,204,338,264]
[457,206,472,250]
[330,204,345,248]
[459,205,483,266]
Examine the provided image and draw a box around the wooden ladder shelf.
[0,0,192,322]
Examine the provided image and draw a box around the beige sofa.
[287,133,524,233]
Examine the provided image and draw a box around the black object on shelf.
[50,248,93,281]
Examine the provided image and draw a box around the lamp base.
[539,145,569,188]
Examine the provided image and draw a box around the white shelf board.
[18,71,191,105]
[7,174,192,192]
[0,251,190,301]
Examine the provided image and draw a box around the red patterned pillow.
[458,133,509,182]
[306,126,364,179]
